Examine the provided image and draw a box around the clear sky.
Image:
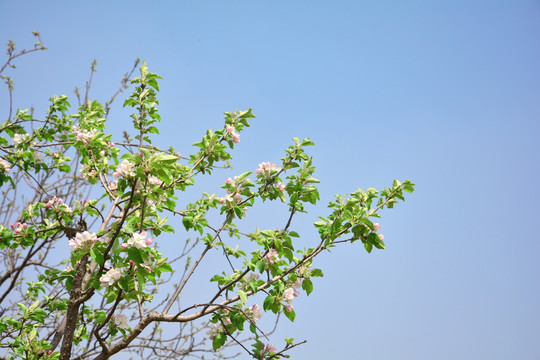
[1,1,539,359]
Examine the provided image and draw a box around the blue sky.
[1,1,539,359]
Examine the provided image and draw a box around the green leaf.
[233,206,243,218]
[158,154,178,163]
[65,276,73,291]
[128,247,144,264]
[256,260,265,273]
[182,216,194,231]
[263,295,275,311]
[159,263,172,272]
[90,248,104,266]
[302,278,313,295]
[364,241,373,253]
[284,307,296,322]
[212,332,227,351]
[236,171,252,182]
[311,268,324,277]
[238,290,247,304]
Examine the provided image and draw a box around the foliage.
[0,34,414,360]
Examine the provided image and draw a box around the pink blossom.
[378,233,384,241]
[71,126,97,144]
[145,238,153,245]
[373,222,381,231]
[80,164,97,179]
[129,260,134,266]
[225,177,233,184]
[265,249,279,264]
[256,162,281,176]
[109,181,118,192]
[277,183,285,192]
[265,344,276,353]
[232,133,240,143]
[219,194,233,204]
[148,176,163,186]
[0,158,10,173]
[226,125,234,133]
[285,305,293,312]
[249,304,262,322]
[120,243,128,249]
[284,287,295,302]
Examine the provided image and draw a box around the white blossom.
[68,231,98,251]
[113,159,135,178]
[100,267,122,286]
[12,133,29,145]
[0,158,10,173]
[127,231,148,249]
[249,304,262,322]
[114,313,130,330]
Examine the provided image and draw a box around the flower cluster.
[122,231,153,249]
[12,133,29,145]
[68,231,98,251]
[219,193,241,204]
[0,158,10,173]
[10,222,27,234]
[282,278,302,312]
[148,175,163,186]
[225,125,240,143]
[255,162,281,176]
[265,249,279,265]
[80,164,97,179]
[100,267,122,286]
[108,180,118,192]
[113,159,135,178]
[247,304,263,322]
[72,126,97,144]
[206,323,222,340]
[373,222,384,241]
[219,175,252,205]
[45,197,73,213]
[262,344,276,356]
